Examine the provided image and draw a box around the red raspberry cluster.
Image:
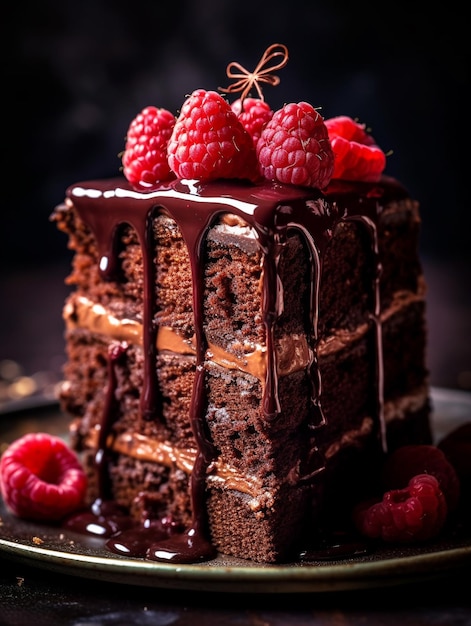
[0,433,87,522]
[353,444,462,543]
[121,91,386,190]
[325,116,386,182]
[354,474,447,543]
[122,106,176,187]
[231,97,273,143]
[167,89,259,182]
[256,101,334,188]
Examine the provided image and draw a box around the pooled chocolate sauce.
[63,176,402,563]
[64,498,133,538]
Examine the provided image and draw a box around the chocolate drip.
[139,208,160,422]
[146,199,218,561]
[64,176,402,562]
[63,341,133,538]
[291,224,325,430]
[96,341,128,497]
[261,231,282,418]
[346,214,386,452]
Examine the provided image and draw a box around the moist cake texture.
[52,174,431,563]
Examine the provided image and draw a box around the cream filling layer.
[64,277,426,381]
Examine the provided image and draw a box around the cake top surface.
[65,175,409,290]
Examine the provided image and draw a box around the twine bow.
[220,43,289,104]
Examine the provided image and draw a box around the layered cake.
[49,45,431,563]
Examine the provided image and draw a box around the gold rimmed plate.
[0,387,470,593]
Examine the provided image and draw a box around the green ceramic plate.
[0,387,470,593]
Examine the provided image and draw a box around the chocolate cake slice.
[51,174,431,563]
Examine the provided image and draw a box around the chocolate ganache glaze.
[62,175,405,563]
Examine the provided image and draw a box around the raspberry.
[256,101,334,189]
[122,106,176,187]
[167,89,259,182]
[325,115,386,182]
[353,474,447,543]
[324,115,376,146]
[231,98,274,143]
[0,433,87,522]
[382,444,460,512]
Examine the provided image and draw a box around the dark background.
[1,0,470,400]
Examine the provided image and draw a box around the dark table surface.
[0,257,470,625]
[0,564,470,626]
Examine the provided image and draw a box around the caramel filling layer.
[111,431,261,497]
[74,424,262,498]
[64,280,425,381]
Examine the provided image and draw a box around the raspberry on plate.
[353,474,448,543]
[256,101,334,189]
[0,432,87,522]
[382,444,460,512]
[167,89,259,182]
[122,106,176,187]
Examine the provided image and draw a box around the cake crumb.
[32,536,44,545]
